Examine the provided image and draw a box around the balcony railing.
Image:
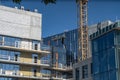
[0,41,51,52]
[41,60,50,65]
[0,54,50,67]
[0,54,72,71]
[0,69,22,76]
[52,63,73,70]
[0,69,67,80]
[40,44,51,51]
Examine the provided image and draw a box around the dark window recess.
[35,44,38,50]
[34,56,37,63]
[15,54,18,61]
[61,37,64,44]
[33,69,37,77]
[91,63,93,74]
[75,68,79,80]
[82,65,88,79]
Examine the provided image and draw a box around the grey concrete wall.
[0,5,42,40]
[73,58,93,80]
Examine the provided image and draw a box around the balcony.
[50,66,72,72]
[0,53,73,72]
[0,69,68,80]
[0,55,50,67]
[0,55,72,72]
[0,69,49,80]
[44,64,73,72]
[0,41,51,54]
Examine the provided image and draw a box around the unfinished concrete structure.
[0,5,72,80]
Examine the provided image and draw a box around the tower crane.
[77,0,89,61]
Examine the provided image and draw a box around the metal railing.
[0,54,18,61]
[0,41,51,51]
[53,63,73,70]
[0,69,66,79]
[40,44,51,51]
[0,69,22,76]
[41,60,50,65]
[0,54,50,67]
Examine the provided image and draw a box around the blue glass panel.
[92,31,116,80]
[109,70,116,80]
[93,54,99,74]
[108,48,116,70]
[4,36,21,47]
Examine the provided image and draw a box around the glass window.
[0,50,20,61]
[92,31,116,80]
[4,36,21,47]
[82,65,88,79]
[108,48,116,70]
[0,63,19,71]
[32,40,40,50]
[14,54,18,61]
[33,69,37,77]
[32,68,37,77]
[0,36,3,45]
[109,70,116,80]
[32,54,38,63]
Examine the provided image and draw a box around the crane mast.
[77,0,88,61]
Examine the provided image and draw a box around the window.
[32,40,39,50]
[75,68,79,80]
[14,54,18,61]
[34,56,37,63]
[4,36,21,47]
[33,69,37,77]
[82,65,88,79]
[0,36,3,45]
[15,41,20,48]
[32,43,38,50]
[14,52,20,61]
[32,54,38,63]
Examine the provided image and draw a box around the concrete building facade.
[0,5,73,80]
[73,58,92,80]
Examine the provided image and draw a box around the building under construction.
[44,20,120,80]
[1,2,120,80]
[43,19,112,80]
[0,5,72,80]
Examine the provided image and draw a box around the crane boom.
[77,0,88,61]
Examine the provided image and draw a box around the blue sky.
[1,0,120,37]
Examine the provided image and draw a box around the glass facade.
[92,30,118,80]
[43,29,78,66]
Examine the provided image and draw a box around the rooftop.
[90,21,120,40]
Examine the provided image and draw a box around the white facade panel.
[0,6,42,40]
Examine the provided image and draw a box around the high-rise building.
[43,20,113,80]
[0,5,72,80]
[43,20,112,65]
[90,21,120,80]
